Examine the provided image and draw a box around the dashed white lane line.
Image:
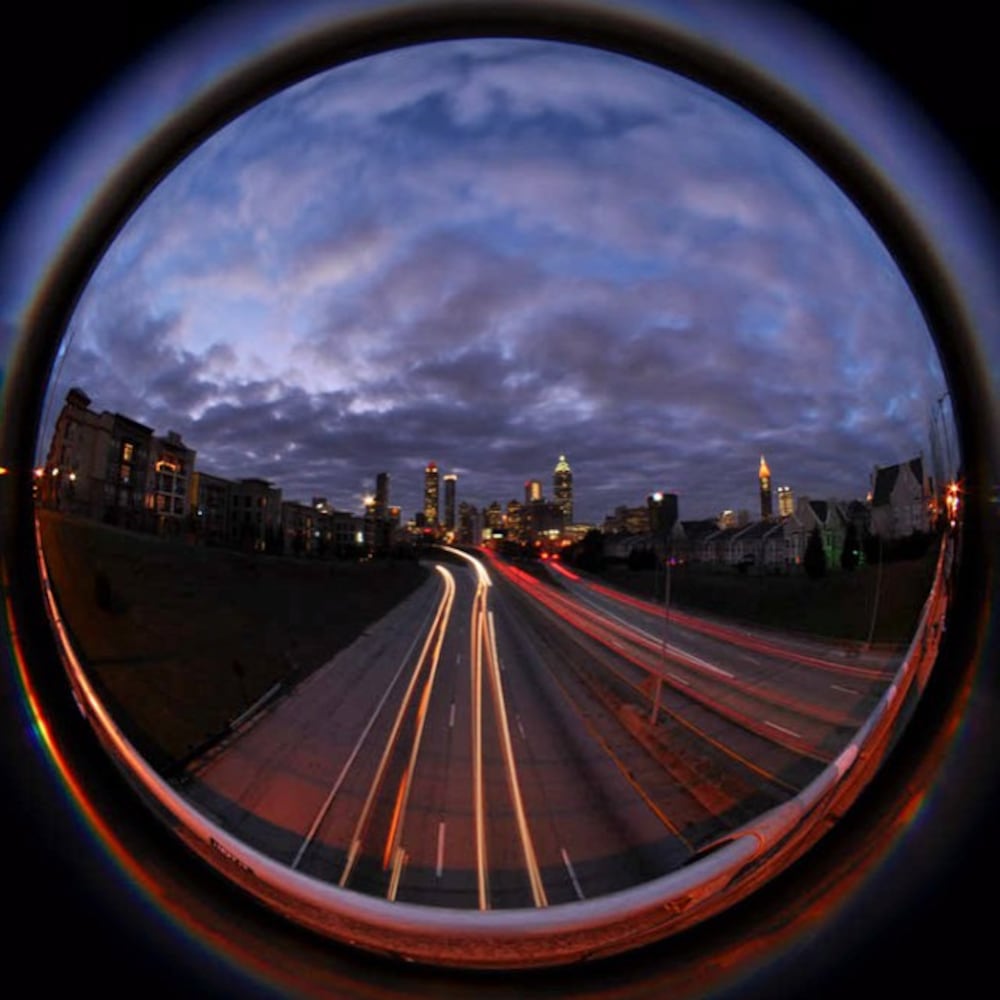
[561,848,585,901]
[436,822,446,878]
[831,683,861,696]
[764,719,802,739]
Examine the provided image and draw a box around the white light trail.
[482,586,548,908]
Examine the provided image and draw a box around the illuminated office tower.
[777,484,794,517]
[443,473,457,532]
[525,479,543,505]
[553,454,573,524]
[423,461,440,526]
[759,455,773,520]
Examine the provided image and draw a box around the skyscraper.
[443,473,457,532]
[759,455,773,520]
[423,461,440,526]
[374,471,390,521]
[553,454,573,524]
[525,479,542,505]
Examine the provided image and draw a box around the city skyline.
[27,36,950,524]
[40,382,907,535]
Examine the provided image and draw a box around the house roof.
[872,456,924,506]
[680,518,721,540]
[108,411,155,436]
[734,519,782,541]
[709,526,745,542]
[810,499,828,523]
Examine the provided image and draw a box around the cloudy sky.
[37,34,948,523]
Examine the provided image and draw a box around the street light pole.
[649,493,671,724]
[865,532,883,650]
[649,543,671,724]
[937,392,954,483]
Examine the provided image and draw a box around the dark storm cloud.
[37,37,947,524]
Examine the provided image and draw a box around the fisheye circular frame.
[2,0,996,985]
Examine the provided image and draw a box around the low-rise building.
[42,387,156,529]
[147,430,196,535]
[229,478,282,552]
[870,456,931,539]
[190,470,232,544]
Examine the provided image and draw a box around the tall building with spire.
[423,461,440,527]
[759,455,773,520]
[553,454,573,524]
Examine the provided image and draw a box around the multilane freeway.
[180,544,905,910]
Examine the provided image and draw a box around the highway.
[180,545,901,910]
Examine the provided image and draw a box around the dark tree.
[804,525,827,579]
[628,546,655,571]
[576,529,606,572]
[862,530,881,566]
[840,522,860,571]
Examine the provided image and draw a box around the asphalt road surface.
[180,545,905,910]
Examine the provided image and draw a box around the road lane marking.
[668,646,734,678]
[449,701,456,728]
[339,566,456,888]
[436,822,446,878]
[561,848,585,901]
[517,715,526,740]
[831,683,861,695]
[765,719,802,739]
[291,589,440,871]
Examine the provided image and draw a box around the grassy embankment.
[38,511,429,773]
[600,549,940,646]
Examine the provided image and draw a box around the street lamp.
[946,481,960,529]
